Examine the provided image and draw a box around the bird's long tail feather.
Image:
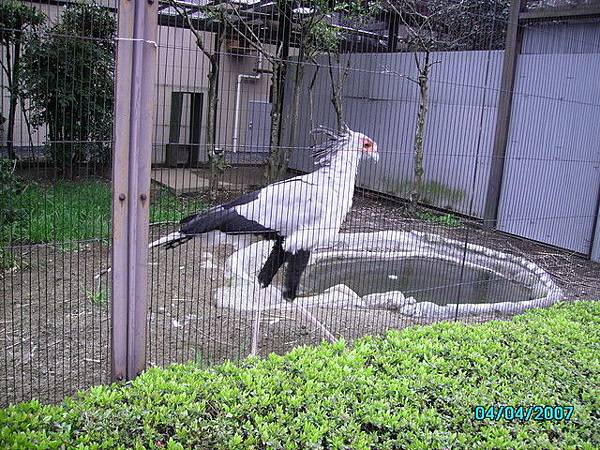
[95,231,192,283]
[148,231,192,249]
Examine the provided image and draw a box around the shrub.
[0,0,46,160]
[20,3,116,171]
[0,158,23,229]
[0,301,598,449]
[0,158,21,267]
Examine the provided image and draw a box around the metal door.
[245,101,272,154]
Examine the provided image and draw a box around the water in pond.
[300,257,533,306]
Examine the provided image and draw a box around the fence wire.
[1,0,599,406]
[0,0,118,405]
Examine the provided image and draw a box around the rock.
[299,284,361,308]
[200,261,217,269]
[530,284,547,299]
[360,291,408,310]
[409,301,445,319]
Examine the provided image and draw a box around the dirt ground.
[2,194,599,406]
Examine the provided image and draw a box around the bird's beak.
[370,151,380,163]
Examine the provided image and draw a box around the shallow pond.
[300,257,533,305]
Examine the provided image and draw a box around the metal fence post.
[483,0,524,228]
[111,0,158,381]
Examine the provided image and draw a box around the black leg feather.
[257,238,286,288]
[283,250,311,301]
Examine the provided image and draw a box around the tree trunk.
[286,56,304,171]
[266,63,282,182]
[307,64,319,139]
[206,64,219,199]
[6,92,18,160]
[328,52,351,132]
[270,1,292,181]
[327,52,344,132]
[19,96,35,160]
[5,40,21,160]
[410,54,431,210]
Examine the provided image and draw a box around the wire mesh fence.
[1,0,599,406]
[0,0,118,404]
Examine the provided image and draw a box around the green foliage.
[0,160,25,269]
[300,0,380,59]
[1,302,598,449]
[20,3,116,170]
[306,19,339,56]
[417,211,462,228]
[0,0,46,159]
[150,186,208,224]
[333,0,381,28]
[0,159,27,269]
[86,287,108,306]
[0,1,45,45]
[0,180,207,244]
[0,248,16,270]
[386,177,465,207]
[2,180,112,244]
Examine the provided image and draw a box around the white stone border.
[213,230,563,318]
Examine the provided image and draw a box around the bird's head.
[346,129,379,163]
[311,125,379,166]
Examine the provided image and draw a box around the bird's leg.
[282,250,311,301]
[257,238,286,288]
[293,303,336,343]
[250,301,263,357]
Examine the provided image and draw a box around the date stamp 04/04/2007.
[473,405,574,422]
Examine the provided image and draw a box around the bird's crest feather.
[310,125,351,167]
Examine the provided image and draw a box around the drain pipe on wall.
[232,54,263,153]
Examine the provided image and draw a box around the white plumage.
[150,126,379,300]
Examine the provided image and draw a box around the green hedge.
[1,302,598,449]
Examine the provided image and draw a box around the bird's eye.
[363,140,373,150]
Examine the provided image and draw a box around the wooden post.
[483,0,524,228]
[111,0,158,381]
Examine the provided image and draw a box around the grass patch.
[1,302,598,449]
[417,211,462,228]
[0,248,17,270]
[385,178,465,207]
[86,288,108,306]
[0,180,207,245]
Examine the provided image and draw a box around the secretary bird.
[150,126,379,301]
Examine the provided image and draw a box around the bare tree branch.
[222,6,277,62]
[167,0,215,63]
